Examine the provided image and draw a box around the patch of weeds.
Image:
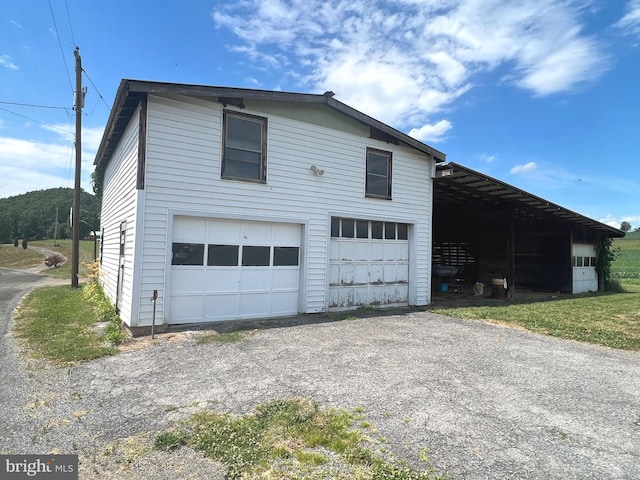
[154,430,188,452]
[293,448,328,465]
[154,398,441,479]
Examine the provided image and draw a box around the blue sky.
[1,0,638,229]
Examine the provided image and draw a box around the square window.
[590,257,597,267]
[172,243,204,266]
[366,148,392,199]
[222,112,267,182]
[242,246,270,266]
[207,244,239,266]
[576,256,584,267]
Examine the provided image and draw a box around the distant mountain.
[0,188,100,243]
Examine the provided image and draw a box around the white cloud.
[599,214,640,229]
[408,120,452,143]
[480,154,497,163]
[0,125,104,199]
[615,0,640,36]
[0,54,18,70]
[510,162,537,174]
[212,0,609,138]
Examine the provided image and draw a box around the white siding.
[124,94,434,326]
[99,106,141,326]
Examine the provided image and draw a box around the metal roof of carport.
[435,162,625,238]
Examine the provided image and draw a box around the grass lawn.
[431,284,640,351]
[612,230,640,281]
[0,244,44,268]
[0,239,96,279]
[13,285,117,365]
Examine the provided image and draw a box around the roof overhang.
[94,79,446,170]
[435,162,624,238]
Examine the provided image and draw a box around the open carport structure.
[433,162,624,296]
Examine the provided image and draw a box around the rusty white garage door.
[169,216,301,323]
[328,217,409,309]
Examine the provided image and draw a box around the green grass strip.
[14,285,117,365]
[432,285,640,350]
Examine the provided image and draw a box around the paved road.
[1,270,639,479]
[0,268,53,453]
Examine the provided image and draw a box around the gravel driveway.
[1,270,639,479]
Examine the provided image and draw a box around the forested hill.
[0,188,100,243]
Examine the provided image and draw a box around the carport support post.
[507,208,516,299]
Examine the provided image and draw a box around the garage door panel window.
[274,247,299,266]
[371,221,383,239]
[356,220,369,238]
[397,223,408,240]
[341,219,355,238]
[208,244,239,266]
[172,243,205,266]
[241,246,271,266]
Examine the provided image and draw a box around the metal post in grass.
[151,290,158,339]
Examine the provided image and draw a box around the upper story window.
[222,111,267,183]
[366,148,392,199]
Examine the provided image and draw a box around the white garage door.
[572,243,598,293]
[169,217,301,323]
[328,217,409,309]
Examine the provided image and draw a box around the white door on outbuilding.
[169,216,301,323]
[572,243,598,293]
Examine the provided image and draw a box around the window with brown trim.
[366,148,392,199]
[222,111,267,182]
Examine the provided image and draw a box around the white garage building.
[94,80,445,329]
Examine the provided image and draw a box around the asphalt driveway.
[1,270,639,479]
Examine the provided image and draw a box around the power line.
[0,100,68,110]
[47,0,74,94]
[64,0,77,47]
[82,67,112,111]
[0,106,74,136]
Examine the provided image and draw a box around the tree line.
[0,187,100,244]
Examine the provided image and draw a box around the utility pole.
[71,47,85,288]
[54,206,59,246]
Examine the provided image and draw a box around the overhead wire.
[64,0,77,47]
[0,100,69,110]
[82,68,112,112]
[0,106,74,136]
[47,0,74,94]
